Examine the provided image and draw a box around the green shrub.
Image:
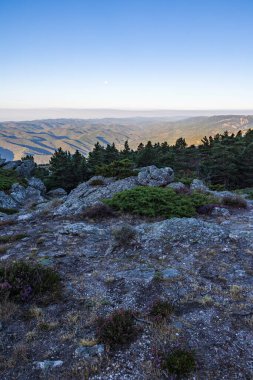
[164,349,196,377]
[0,207,18,215]
[95,159,136,179]
[222,195,247,208]
[149,299,174,319]
[0,261,61,302]
[104,187,216,218]
[96,309,139,348]
[0,169,27,191]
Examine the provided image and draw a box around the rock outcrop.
[137,165,174,186]
[1,159,35,178]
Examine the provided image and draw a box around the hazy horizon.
[1,108,253,122]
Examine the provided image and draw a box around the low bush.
[82,203,115,219]
[96,309,139,348]
[105,187,216,218]
[112,224,137,246]
[222,195,247,208]
[0,169,27,191]
[164,349,196,377]
[89,178,105,186]
[95,159,136,179]
[0,207,18,215]
[0,261,61,302]
[0,234,27,244]
[149,299,174,320]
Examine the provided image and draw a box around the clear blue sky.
[0,0,252,109]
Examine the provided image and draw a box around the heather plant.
[164,349,196,377]
[112,224,137,246]
[222,195,247,208]
[96,309,139,348]
[82,203,115,219]
[149,299,174,320]
[0,261,61,302]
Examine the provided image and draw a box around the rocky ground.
[0,195,252,379]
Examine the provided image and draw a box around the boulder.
[28,177,46,193]
[0,191,18,209]
[211,207,230,218]
[47,188,67,198]
[74,344,105,358]
[167,182,188,192]
[15,159,35,178]
[56,176,138,215]
[190,179,209,193]
[137,165,174,187]
[10,184,45,205]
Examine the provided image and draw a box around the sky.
[0,0,253,110]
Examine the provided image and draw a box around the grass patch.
[164,349,196,377]
[104,187,216,218]
[96,309,140,348]
[0,261,61,302]
[149,299,174,320]
[0,169,27,191]
[82,203,115,219]
[0,233,27,244]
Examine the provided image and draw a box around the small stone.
[74,344,105,358]
[34,360,63,370]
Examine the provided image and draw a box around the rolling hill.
[0,115,252,163]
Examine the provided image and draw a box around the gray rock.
[0,191,18,209]
[137,165,174,187]
[167,182,187,192]
[87,175,114,185]
[56,176,138,215]
[11,184,45,205]
[34,360,63,370]
[211,207,230,217]
[116,269,155,283]
[190,179,209,193]
[61,222,104,236]
[137,217,228,245]
[161,268,180,279]
[2,160,22,170]
[28,177,46,193]
[74,344,105,358]
[47,188,67,198]
[15,159,35,178]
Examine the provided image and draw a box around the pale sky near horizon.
[0,0,253,110]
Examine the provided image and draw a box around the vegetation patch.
[82,203,115,219]
[0,234,27,244]
[0,207,18,215]
[0,169,27,191]
[222,195,248,209]
[149,299,174,320]
[95,159,136,179]
[112,224,137,246]
[89,178,105,186]
[104,187,217,218]
[0,261,61,302]
[164,349,196,377]
[96,309,139,348]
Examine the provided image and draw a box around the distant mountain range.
[0,115,252,164]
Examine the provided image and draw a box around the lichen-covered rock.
[167,182,187,192]
[74,344,105,358]
[28,177,46,193]
[0,191,18,209]
[10,184,45,205]
[2,160,22,170]
[56,177,138,215]
[137,217,228,245]
[15,159,35,178]
[47,188,67,198]
[211,207,230,217]
[190,179,209,193]
[137,165,174,187]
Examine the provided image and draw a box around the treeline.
[37,129,253,191]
